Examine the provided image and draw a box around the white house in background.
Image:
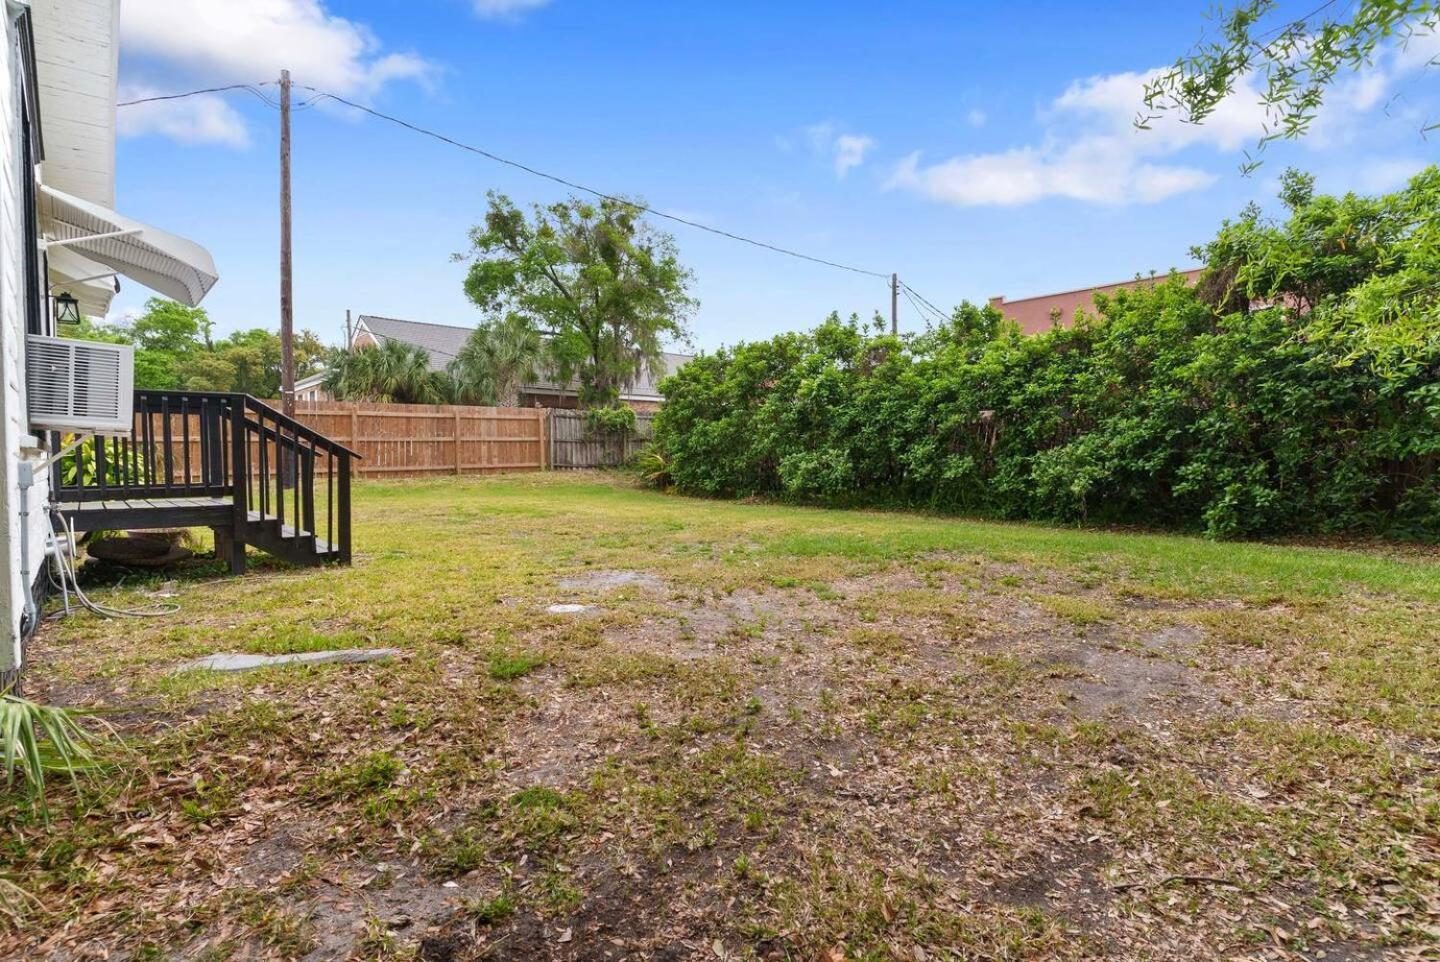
[345,314,692,413]
[0,0,219,687]
[293,369,328,404]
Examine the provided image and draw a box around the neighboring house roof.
[989,268,1206,335]
[355,315,468,372]
[352,314,692,401]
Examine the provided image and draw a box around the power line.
[116,80,895,284]
[118,82,278,108]
[361,328,461,361]
[901,281,950,323]
[295,86,893,281]
[900,285,932,328]
[903,286,946,321]
[903,287,947,327]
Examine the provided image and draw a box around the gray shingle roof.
[355,315,470,371]
[353,314,690,401]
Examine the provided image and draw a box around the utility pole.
[344,308,352,349]
[279,69,295,419]
[890,273,899,336]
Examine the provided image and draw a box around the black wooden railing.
[238,394,355,562]
[53,390,357,564]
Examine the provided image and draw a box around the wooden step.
[245,511,341,564]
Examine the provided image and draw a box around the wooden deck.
[53,390,357,572]
[57,497,233,532]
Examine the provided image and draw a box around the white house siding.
[0,4,41,680]
[30,0,114,207]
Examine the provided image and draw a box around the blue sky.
[113,0,1439,352]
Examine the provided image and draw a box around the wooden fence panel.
[293,401,547,478]
[549,409,653,469]
[132,400,666,479]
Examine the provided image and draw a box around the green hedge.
[653,171,1440,540]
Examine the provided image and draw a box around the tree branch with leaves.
[1142,0,1440,169]
[456,193,696,408]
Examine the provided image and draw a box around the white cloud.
[965,108,987,128]
[889,66,1282,207]
[470,0,552,18]
[1356,157,1430,193]
[1394,24,1440,72]
[891,28,1440,211]
[832,134,875,178]
[120,0,434,146]
[1055,69,1269,151]
[117,90,249,147]
[887,145,1215,207]
[803,123,876,179]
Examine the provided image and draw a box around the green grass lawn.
[5,472,1438,960]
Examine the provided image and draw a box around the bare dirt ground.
[4,475,1437,961]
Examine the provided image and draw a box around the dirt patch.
[1051,642,1215,722]
[986,835,1113,918]
[1140,624,1205,654]
[429,846,737,962]
[498,671,635,790]
[555,569,665,592]
[299,870,470,962]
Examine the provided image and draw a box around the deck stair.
[52,390,358,573]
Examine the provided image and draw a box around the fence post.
[540,408,550,471]
[350,408,360,475]
[454,408,463,475]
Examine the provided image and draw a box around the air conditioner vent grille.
[26,335,134,436]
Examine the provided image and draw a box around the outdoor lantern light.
[53,291,80,324]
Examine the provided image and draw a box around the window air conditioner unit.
[25,334,134,436]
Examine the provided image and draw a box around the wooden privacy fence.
[115,398,667,480]
[293,401,548,476]
[549,409,654,469]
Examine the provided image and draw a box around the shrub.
[635,445,673,489]
[651,169,1440,540]
[583,405,637,437]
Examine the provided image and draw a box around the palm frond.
[0,693,109,814]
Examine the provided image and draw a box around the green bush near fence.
[653,169,1440,540]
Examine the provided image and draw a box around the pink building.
[989,268,1206,335]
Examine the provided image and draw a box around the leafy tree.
[448,314,545,406]
[131,297,213,355]
[1197,166,1440,375]
[1143,0,1439,166]
[181,328,326,397]
[323,340,452,404]
[64,299,324,395]
[457,192,695,407]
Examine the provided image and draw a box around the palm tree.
[449,315,546,406]
[324,340,452,404]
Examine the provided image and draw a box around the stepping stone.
[546,603,591,614]
[174,648,403,673]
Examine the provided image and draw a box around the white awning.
[39,184,219,306]
[46,246,119,318]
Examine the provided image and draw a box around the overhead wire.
[294,85,893,281]
[361,328,461,361]
[900,285,934,328]
[900,281,951,324]
[119,82,279,110]
[116,83,966,319]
